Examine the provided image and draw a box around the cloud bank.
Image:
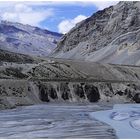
[58,15,87,34]
[0,3,54,27]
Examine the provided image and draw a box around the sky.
[0,1,118,34]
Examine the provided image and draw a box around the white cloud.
[88,1,118,10]
[29,1,118,10]
[27,1,118,9]
[14,3,32,12]
[0,1,119,31]
[58,15,87,34]
[0,3,54,27]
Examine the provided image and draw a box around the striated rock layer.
[0,50,140,109]
[52,2,140,65]
[0,55,140,109]
[37,81,140,103]
[0,79,140,110]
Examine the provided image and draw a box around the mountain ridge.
[52,1,140,66]
[0,20,62,57]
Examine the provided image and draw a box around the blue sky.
[40,4,97,33]
[0,1,118,33]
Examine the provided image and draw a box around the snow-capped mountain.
[52,2,140,66]
[0,20,62,56]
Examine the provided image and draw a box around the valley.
[0,1,140,139]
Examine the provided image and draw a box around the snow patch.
[130,119,140,131]
[90,104,140,138]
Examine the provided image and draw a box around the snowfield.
[90,104,140,139]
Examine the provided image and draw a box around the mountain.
[0,20,62,56]
[52,2,140,66]
[1,1,140,110]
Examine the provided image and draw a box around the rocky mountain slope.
[0,20,62,56]
[52,2,140,65]
[0,51,140,109]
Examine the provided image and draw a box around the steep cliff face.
[0,57,140,109]
[52,2,140,65]
[37,82,140,103]
[0,80,41,109]
[1,80,140,110]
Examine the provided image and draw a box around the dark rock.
[132,84,137,90]
[116,91,124,96]
[49,87,58,99]
[125,89,133,98]
[127,93,133,98]
[133,93,140,103]
[107,83,114,93]
[84,85,100,102]
[74,84,85,98]
[28,86,31,92]
[60,83,71,100]
[39,86,49,102]
[62,91,69,100]
[80,83,85,86]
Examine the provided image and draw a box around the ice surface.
[130,119,140,131]
[110,110,140,121]
[90,104,140,138]
[110,111,130,121]
[0,103,116,139]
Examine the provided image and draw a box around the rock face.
[0,20,62,56]
[37,82,140,103]
[0,80,41,109]
[0,56,140,109]
[1,79,140,109]
[52,2,140,65]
